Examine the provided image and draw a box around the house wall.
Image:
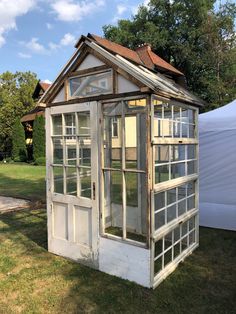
[77,54,105,71]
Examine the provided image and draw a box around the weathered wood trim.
[47,91,151,108]
[68,65,110,78]
[113,70,117,94]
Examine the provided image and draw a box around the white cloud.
[18,52,32,58]
[25,37,48,54]
[22,32,76,55]
[0,0,36,48]
[51,0,105,22]
[42,79,52,84]
[60,33,76,46]
[46,22,53,30]
[117,4,127,15]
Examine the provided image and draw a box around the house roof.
[40,33,204,107]
[32,80,51,99]
[77,33,184,77]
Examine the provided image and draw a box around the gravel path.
[0,196,30,213]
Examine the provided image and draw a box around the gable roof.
[76,33,183,77]
[32,80,51,99]
[41,34,204,107]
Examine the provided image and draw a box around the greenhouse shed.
[41,33,203,288]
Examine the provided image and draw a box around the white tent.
[199,99,236,231]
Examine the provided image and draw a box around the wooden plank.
[47,91,150,107]
[68,65,110,78]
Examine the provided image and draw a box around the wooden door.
[46,102,99,267]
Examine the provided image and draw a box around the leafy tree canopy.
[12,118,27,162]
[33,115,45,160]
[103,0,236,111]
[0,71,38,152]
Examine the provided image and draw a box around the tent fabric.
[199,99,236,231]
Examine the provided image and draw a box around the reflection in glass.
[53,166,63,194]
[78,112,90,135]
[52,115,62,135]
[53,138,63,164]
[80,168,91,198]
[66,167,77,195]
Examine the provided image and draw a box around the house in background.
[21,81,51,159]
[41,33,203,288]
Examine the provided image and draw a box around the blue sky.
[0,0,148,83]
[0,0,226,83]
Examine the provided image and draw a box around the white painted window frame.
[150,95,199,288]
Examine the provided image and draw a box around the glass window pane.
[171,162,185,179]
[178,199,186,216]
[78,138,91,167]
[167,204,176,223]
[171,145,185,162]
[187,145,196,160]
[187,182,195,196]
[155,192,165,210]
[164,249,172,267]
[79,168,91,198]
[156,164,169,183]
[66,167,77,196]
[69,71,112,97]
[167,188,176,205]
[53,138,63,164]
[64,114,76,135]
[187,195,195,211]
[78,112,90,136]
[52,115,62,135]
[53,166,63,194]
[65,137,76,165]
[187,160,196,175]
[126,172,138,207]
[155,145,169,163]
[104,171,122,236]
[103,104,122,169]
[155,209,165,230]
[164,231,172,250]
[125,115,137,169]
[178,184,187,200]
[189,124,195,138]
[154,257,163,274]
[155,239,163,257]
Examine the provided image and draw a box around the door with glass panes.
[46,102,99,267]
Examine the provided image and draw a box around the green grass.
[0,163,46,203]
[0,163,236,313]
[0,209,235,313]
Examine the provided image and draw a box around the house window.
[111,117,118,137]
[69,71,112,98]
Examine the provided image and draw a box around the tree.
[103,0,236,111]
[0,71,38,153]
[12,118,27,161]
[33,115,45,160]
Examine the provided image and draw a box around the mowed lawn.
[0,163,46,203]
[0,164,236,313]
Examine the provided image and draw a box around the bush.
[12,118,27,161]
[33,115,45,160]
[34,157,46,166]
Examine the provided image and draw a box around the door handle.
[93,182,96,200]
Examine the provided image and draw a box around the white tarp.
[199,99,236,231]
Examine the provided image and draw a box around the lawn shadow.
[0,208,48,250]
[0,172,46,203]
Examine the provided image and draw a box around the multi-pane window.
[51,112,91,198]
[154,181,196,231]
[69,71,112,98]
[155,145,197,183]
[152,97,198,283]
[153,102,195,138]
[154,215,197,275]
[102,100,147,244]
